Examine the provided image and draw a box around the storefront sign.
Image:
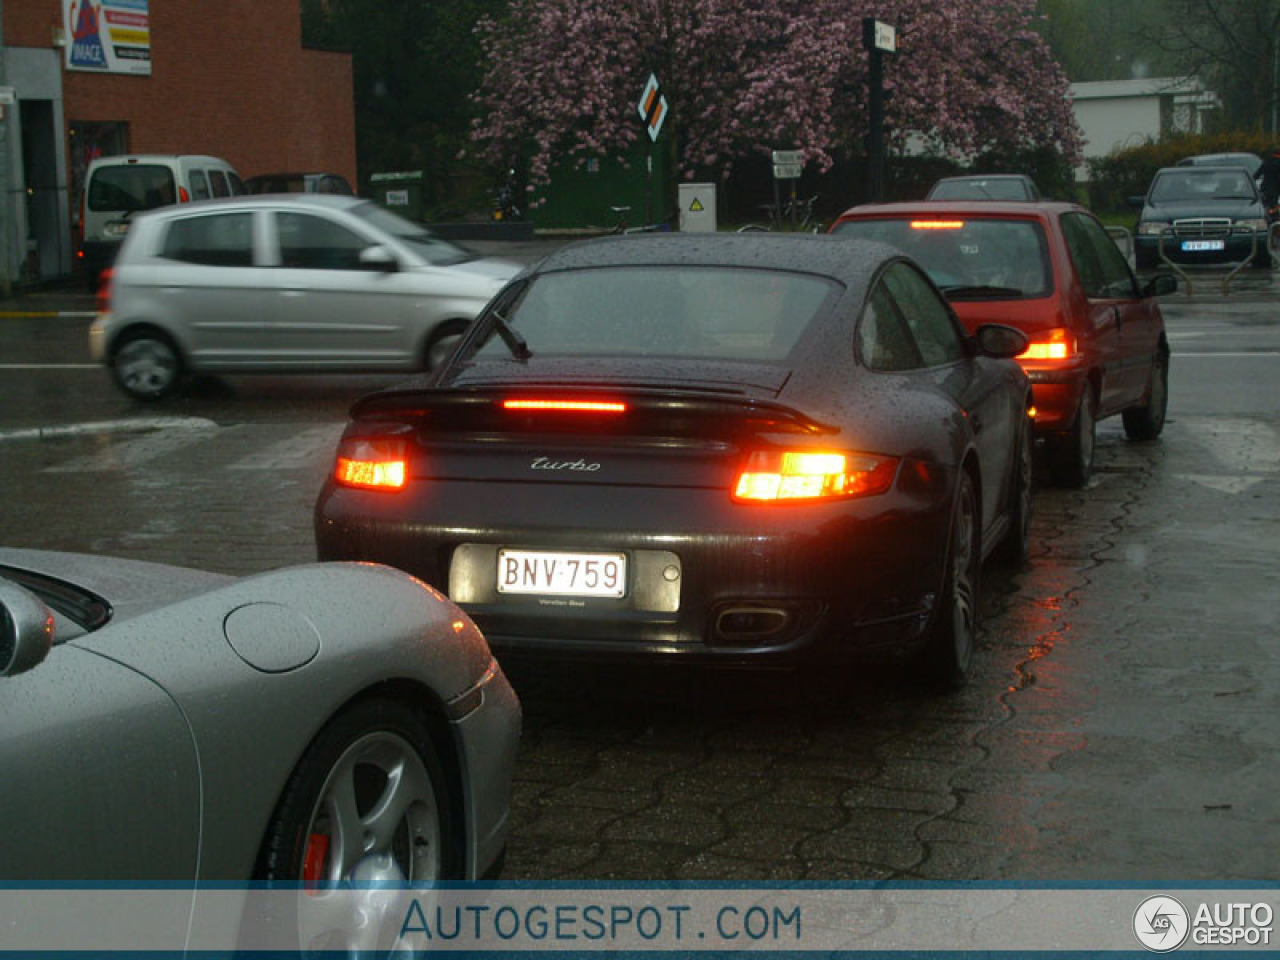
[65,0,152,76]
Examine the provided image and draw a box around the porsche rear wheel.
[255,697,456,952]
[993,413,1033,565]
[922,471,980,691]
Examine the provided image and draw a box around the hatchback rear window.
[833,217,1053,299]
[88,165,176,213]
[473,266,839,362]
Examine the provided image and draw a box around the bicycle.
[605,205,675,235]
[737,193,822,233]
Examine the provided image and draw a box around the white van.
[79,154,245,282]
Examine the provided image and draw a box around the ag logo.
[1134,895,1190,952]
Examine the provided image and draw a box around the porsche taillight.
[334,437,407,491]
[1018,327,1076,362]
[733,450,898,502]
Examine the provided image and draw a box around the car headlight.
[1137,221,1170,236]
[1236,218,1269,231]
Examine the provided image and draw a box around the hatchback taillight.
[334,437,408,491]
[1018,327,1076,362]
[733,450,898,502]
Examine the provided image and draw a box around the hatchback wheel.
[255,697,456,952]
[111,331,182,400]
[922,471,980,691]
[1122,352,1169,441]
[1049,389,1095,488]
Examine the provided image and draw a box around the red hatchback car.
[831,202,1175,486]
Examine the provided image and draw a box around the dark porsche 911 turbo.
[315,234,1032,688]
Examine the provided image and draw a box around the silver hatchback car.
[89,194,520,399]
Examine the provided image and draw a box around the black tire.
[921,470,980,691]
[423,320,469,372]
[1122,351,1169,441]
[111,329,183,400]
[253,697,457,951]
[1048,388,1095,488]
[993,412,1033,565]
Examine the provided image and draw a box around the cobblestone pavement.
[1,275,1277,881]
[1,409,1275,881]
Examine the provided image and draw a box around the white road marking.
[0,364,98,370]
[1177,475,1267,494]
[43,421,223,472]
[0,417,218,442]
[227,423,345,470]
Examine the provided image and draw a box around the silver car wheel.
[295,729,443,953]
[114,336,180,399]
[426,331,463,371]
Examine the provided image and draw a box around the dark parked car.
[245,171,355,195]
[315,234,1033,689]
[927,174,1041,202]
[1176,152,1263,178]
[1131,165,1272,269]
[831,201,1173,487]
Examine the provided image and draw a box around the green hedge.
[1087,132,1278,214]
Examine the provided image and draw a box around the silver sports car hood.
[0,547,232,626]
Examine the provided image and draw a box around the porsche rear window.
[474,266,839,361]
[833,218,1052,299]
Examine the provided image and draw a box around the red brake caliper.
[303,833,330,892]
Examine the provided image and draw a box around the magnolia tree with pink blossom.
[470,0,1081,188]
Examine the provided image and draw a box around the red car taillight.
[334,437,408,491]
[95,269,114,313]
[502,398,628,414]
[733,450,898,502]
[1018,327,1076,362]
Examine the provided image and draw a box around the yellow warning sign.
[689,198,704,212]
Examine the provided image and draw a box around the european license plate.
[1182,239,1225,252]
[497,549,626,598]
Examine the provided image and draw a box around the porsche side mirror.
[973,323,1029,359]
[1142,273,1178,297]
[0,580,55,678]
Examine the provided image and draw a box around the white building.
[1069,77,1220,178]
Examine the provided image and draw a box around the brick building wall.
[5,0,355,187]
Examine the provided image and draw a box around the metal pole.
[0,0,12,297]
[863,18,885,203]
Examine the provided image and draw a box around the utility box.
[678,182,717,232]
[370,170,425,221]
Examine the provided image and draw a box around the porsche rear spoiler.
[349,386,838,437]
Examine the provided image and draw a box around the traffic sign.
[773,162,802,179]
[637,74,668,142]
[771,149,803,166]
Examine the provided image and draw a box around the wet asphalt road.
[1,248,1277,881]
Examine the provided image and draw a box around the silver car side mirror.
[0,579,55,677]
[359,244,400,272]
